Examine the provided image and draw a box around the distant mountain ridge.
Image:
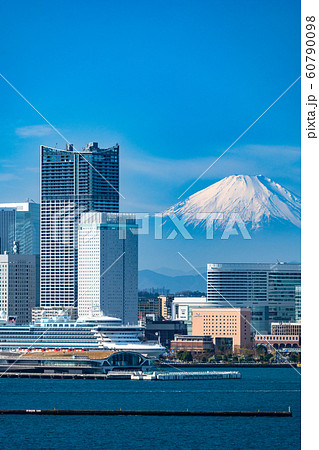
[138,269,206,293]
[163,175,301,230]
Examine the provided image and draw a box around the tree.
[256,344,267,357]
[264,353,272,362]
[289,352,299,362]
[183,352,193,362]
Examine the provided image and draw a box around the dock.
[0,409,292,417]
[131,371,241,380]
[0,370,241,380]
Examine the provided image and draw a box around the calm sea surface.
[0,368,300,449]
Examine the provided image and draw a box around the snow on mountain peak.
[163,175,301,230]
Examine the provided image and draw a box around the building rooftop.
[21,350,117,360]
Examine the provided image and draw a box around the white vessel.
[0,311,165,358]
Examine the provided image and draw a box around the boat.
[0,310,165,358]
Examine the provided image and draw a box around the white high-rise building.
[207,263,301,333]
[0,254,39,324]
[78,212,138,324]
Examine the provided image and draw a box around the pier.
[0,409,292,417]
[0,370,241,380]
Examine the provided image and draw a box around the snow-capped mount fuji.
[163,175,301,230]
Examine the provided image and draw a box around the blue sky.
[0,0,300,213]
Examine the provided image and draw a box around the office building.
[254,333,300,349]
[0,208,15,254]
[0,201,40,255]
[78,212,138,324]
[0,254,39,324]
[171,296,208,334]
[145,319,187,348]
[295,286,301,322]
[254,321,301,350]
[207,263,301,333]
[138,296,161,321]
[171,335,213,353]
[271,322,301,336]
[40,142,119,309]
[192,307,251,350]
[158,295,174,320]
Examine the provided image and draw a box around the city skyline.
[0,0,301,214]
[0,2,305,447]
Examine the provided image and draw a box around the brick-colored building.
[170,335,213,353]
[271,322,301,336]
[192,308,251,350]
[254,334,300,349]
[254,322,301,349]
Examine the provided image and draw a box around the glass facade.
[0,208,15,254]
[295,286,301,322]
[0,202,40,255]
[106,352,144,367]
[207,263,301,333]
[40,143,119,309]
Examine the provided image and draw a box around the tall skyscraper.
[0,208,15,254]
[0,200,40,255]
[0,202,40,255]
[40,142,119,309]
[0,254,39,324]
[78,212,138,324]
[207,263,301,334]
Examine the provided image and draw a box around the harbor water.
[0,367,301,449]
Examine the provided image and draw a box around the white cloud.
[15,125,53,138]
[0,173,19,181]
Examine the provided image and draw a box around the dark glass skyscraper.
[0,202,40,255]
[0,208,15,254]
[40,142,119,309]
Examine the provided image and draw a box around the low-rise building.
[192,308,251,350]
[254,334,300,349]
[271,322,301,336]
[145,319,187,348]
[171,335,213,353]
[254,321,301,350]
